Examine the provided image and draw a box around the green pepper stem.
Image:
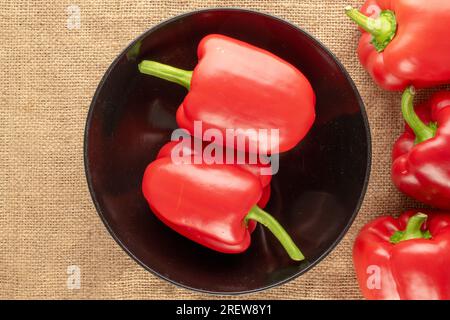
[390,213,432,244]
[401,86,436,144]
[138,60,192,90]
[345,6,397,52]
[245,205,304,261]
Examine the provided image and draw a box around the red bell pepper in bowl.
[156,140,272,191]
[354,210,450,300]
[156,140,272,212]
[138,34,316,154]
[142,143,304,261]
[392,87,450,210]
[345,0,450,91]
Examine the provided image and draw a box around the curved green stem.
[390,213,432,244]
[345,6,397,52]
[245,205,304,261]
[401,86,436,144]
[138,60,192,90]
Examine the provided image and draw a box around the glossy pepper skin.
[354,210,450,300]
[392,87,450,210]
[346,1,450,91]
[142,148,304,261]
[157,140,272,189]
[156,140,272,211]
[138,34,316,154]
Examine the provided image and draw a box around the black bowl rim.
[84,7,372,296]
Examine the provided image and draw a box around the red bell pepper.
[354,210,450,299]
[157,140,272,188]
[392,87,450,210]
[156,140,272,210]
[345,1,450,91]
[142,149,304,261]
[138,34,316,154]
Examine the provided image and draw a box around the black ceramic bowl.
[85,8,371,294]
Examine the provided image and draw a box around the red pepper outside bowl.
[84,8,371,294]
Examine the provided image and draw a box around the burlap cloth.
[0,0,437,299]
